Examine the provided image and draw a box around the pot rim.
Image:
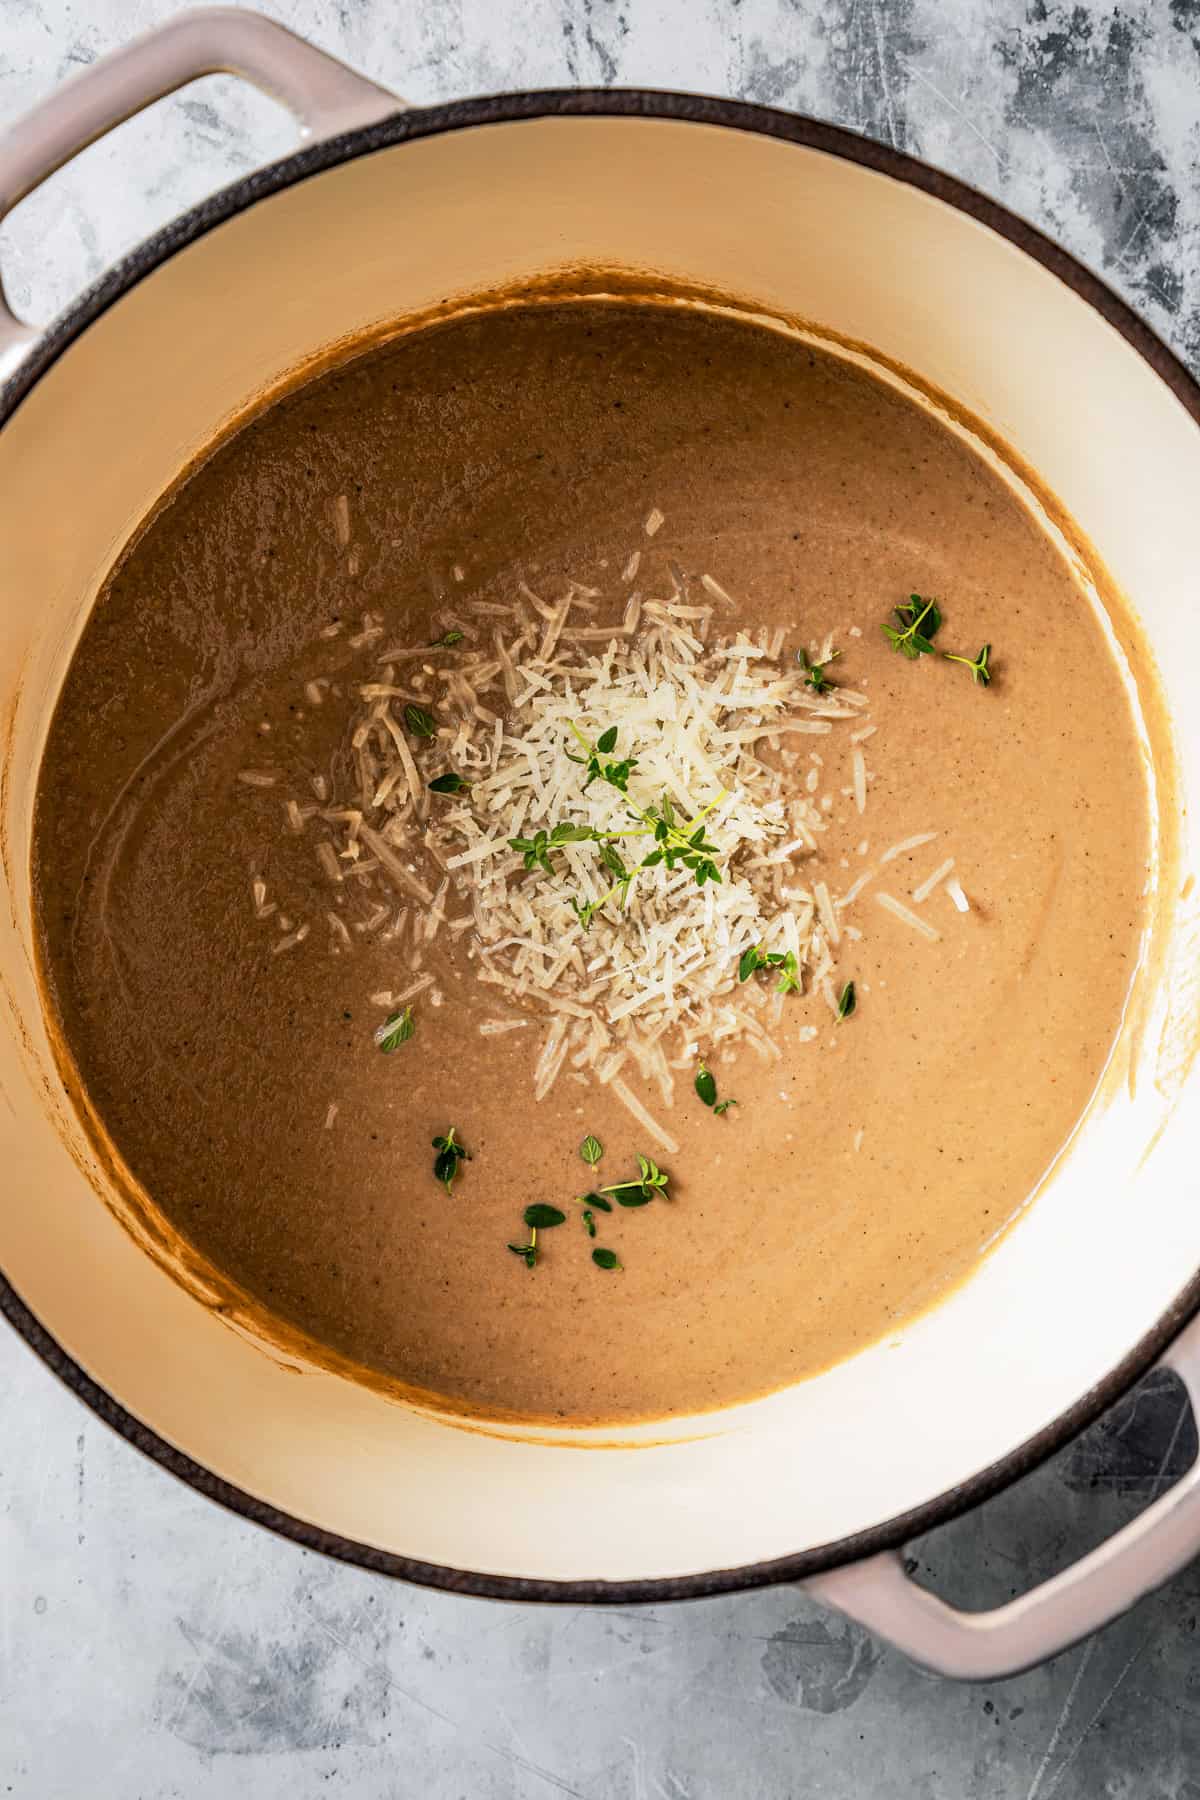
[4,86,1199,1604]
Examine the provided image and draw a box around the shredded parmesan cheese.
[875,891,942,943]
[610,1077,679,1153]
[300,573,862,1094]
[851,747,867,815]
[880,831,939,865]
[946,875,971,913]
[913,857,955,904]
[258,562,970,1105]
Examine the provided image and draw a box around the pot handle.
[0,5,399,379]
[807,1312,1200,1679]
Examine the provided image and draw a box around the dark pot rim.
[4,87,1198,1605]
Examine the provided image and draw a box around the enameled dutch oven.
[4,7,1200,1680]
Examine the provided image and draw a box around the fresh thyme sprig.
[567,723,638,794]
[883,594,942,660]
[600,1154,670,1208]
[797,647,841,694]
[508,1203,566,1269]
[509,727,726,927]
[580,1134,604,1166]
[738,944,802,995]
[884,596,995,688]
[509,821,595,875]
[944,644,992,687]
[432,1127,469,1194]
[508,1229,538,1269]
[638,791,723,887]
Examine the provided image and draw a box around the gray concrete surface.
[4,2,1200,1793]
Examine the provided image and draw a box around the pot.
[4,7,1200,1682]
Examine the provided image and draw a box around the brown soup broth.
[32,300,1149,1422]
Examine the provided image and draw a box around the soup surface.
[33,299,1150,1423]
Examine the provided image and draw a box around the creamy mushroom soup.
[32,298,1151,1422]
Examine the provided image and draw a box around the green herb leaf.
[524,1203,566,1230]
[600,1155,670,1207]
[882,594,942,661]
[582,1191,612,1213]
[592,1247,621,1271]
[580,1134,603,1166]
[739,944,765,982]
[943,643,992,687]
[428,771,471,794]
[508,1232,538,1269]
[837,980,857,1020]
[582,1208,597,1237]
[713,1098,738,1116]
[430,629,464,648]
[375,1005,414,1053]
[559,724,728,899]
[404,703,437,738]
[775,951,802,997]
[694,1060,717,1108]
[740,943,801,995]
[508,831,558,876]
[797,646,841,694]
[431,1126,470,1193]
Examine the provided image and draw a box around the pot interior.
[2,111,1199,1583]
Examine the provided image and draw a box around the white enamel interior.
[3,115,1200,1583]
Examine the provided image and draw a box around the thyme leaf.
[524,1203,566,1230]
[403,703,437,738]
[375,1006,414,1052]
[600,1154,670,1207]
[797,647,841,694]
[508,1229,538,1269]
[882,594,942,661]
[943,643,992,687]
[431,1126,470,1194]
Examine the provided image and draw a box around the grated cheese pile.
[313,571,874,1128]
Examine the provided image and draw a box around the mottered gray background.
[4,2,1200,1794]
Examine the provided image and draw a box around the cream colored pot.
[4,8,1200,1680]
